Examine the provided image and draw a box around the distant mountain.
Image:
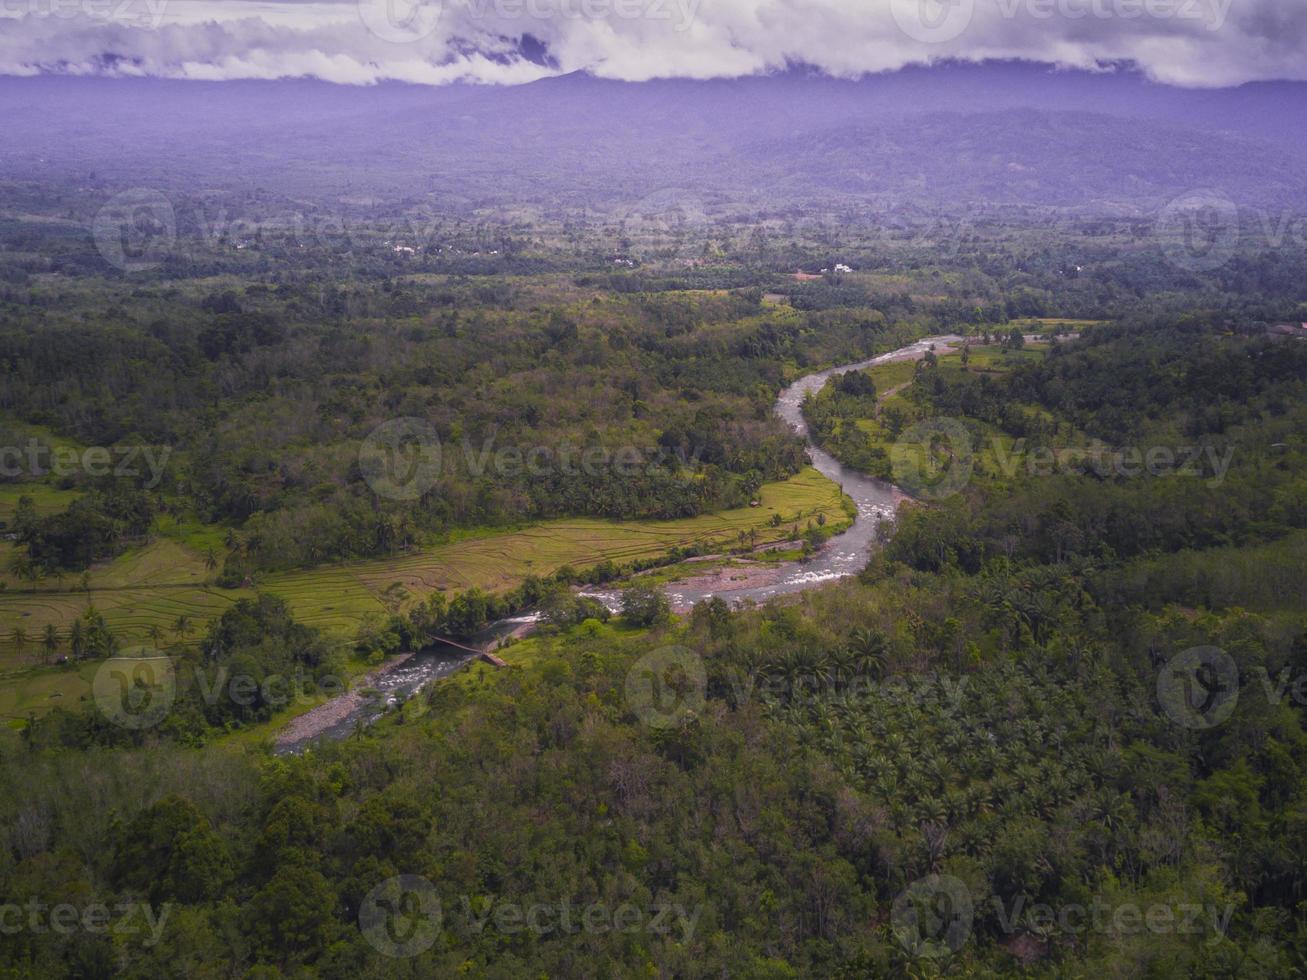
[732,109,1307,210]
[1,62,1305,214]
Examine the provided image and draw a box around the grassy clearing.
[0,483,80,524]
[964,345,1048,372]
[1014,317,1106,333]
[156,514,231,555]
[0,660,98,727]
[866,358,919,392]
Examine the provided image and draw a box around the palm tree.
[849,626,888,679]
[203,548,218,573]
[41,624,59,664]
[828,647,858,688]
[69,619,85,660]
[11,626,27,660]
[7,553,37,584]
[172,615,193,640]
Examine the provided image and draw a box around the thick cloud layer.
[1,0,1305,87]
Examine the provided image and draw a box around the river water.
[582,334,962,609]
[277,335,960,750]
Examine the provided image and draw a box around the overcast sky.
[1,0,1305,88]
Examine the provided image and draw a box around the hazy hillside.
[2,63,1306,213]
[734,109,1307,209]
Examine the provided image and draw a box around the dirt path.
[879,381,911,403]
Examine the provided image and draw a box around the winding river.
[583,334,963,609]
[276,334,961,752]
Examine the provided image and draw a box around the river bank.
[273,651,417,750]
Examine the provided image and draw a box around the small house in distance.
[1269,323,1307,340]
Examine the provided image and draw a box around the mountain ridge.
[2,62,1305,213]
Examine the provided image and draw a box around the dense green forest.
[2,208,1306,976]
[1,279,818,574]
